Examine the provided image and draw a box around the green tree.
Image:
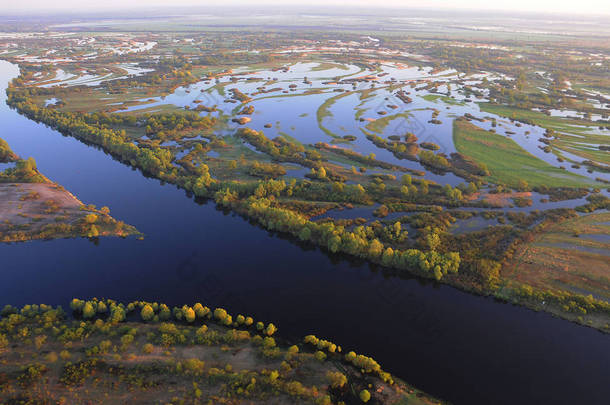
[141,304,154,321]
[368,239,384,258]
[82,302,96,319]
[264,323,277,336]
[326,371,347,388]
[159,304,171,321]
[182,306,196,323]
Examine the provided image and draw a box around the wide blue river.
[0,60,608,405]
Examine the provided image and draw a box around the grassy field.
[504,212,610,302]
[422,94,465,106]
[365,112,412,134]
[478,103,610,166]
[452,119,598,188]
[310,61,350,71]
[478,103,600,129]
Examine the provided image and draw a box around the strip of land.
[0,299,445,405]
[0,138,139,242]
[452,119,597,188]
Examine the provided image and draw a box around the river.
[0,60,608,405]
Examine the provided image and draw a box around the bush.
[60,350,71,361]
[193,303,209,318]
[45,352,58,363]
[82,302,96,319]
[158,304,171,321]
[0,333,8,351]
[182,306,196,323]
[264,323,277,336]
[326,371,347,388]
[141,304,154,321]
[195,325,208,341]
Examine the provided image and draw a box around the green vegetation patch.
[0,300,445,405]
[453,119,597,188]
[310,61,350,72]
[316,91,355,139]
[478,103,610,167]
[365,112,412,134]
[422,94,465,106]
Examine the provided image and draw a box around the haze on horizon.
[3,0,609,16]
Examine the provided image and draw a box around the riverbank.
[0,182,140,243]
[0,136,140,243]
[0,300,445,405]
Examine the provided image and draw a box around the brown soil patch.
[0,183,82,226]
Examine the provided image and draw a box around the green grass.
[479,103,610,167]
[310,62,349,71]
[253,88,326,102]
[452,119,599,188]
[206,81,231,97]
[422,94,465,106]
[316,91,355,139]
[365,112,412,134]
[478,103,600,132]
[277,131,304,146]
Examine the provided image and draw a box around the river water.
[0,60,608,405]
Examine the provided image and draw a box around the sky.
[3,0,609,16]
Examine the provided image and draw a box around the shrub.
[18,363,47,387]
[82,302,96,319]
[0,333,8,351]
[141,304,155,321]
[182,306,196,323]
[345,351,357,362]
[193,303,209,318]
[360,389,371,403]
[214,308,229,323]
[195,325,208,341]
[264,323,277,336]
[326,371,347,388]
[70,299,84,312]
[158,304,171,321]
[183,358,205,375]
[97,301,108,314]
[45,352,58,363]
[263,337,276,348]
